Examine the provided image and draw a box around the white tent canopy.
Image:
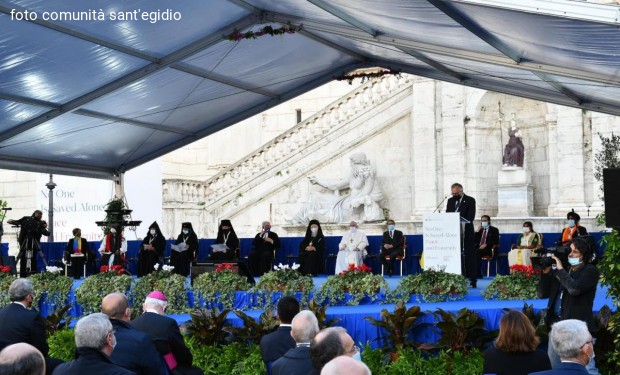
[1,0,619,179]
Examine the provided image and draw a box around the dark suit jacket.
[446,194,476,223]
[259,326,295,365]
[52,347,135,375]
[131,312,193,368]
[0,303,49,357]
[109,319,165,375]
[530,361,589,375]
[380,230,404,257]
[482,347,551,375]
[252,231,281,254]
[64,238,92,261]
[475,225,500,256]
[270,346,313,375]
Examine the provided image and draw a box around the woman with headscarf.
[138,221,165,277]
[210,219,239,261]
[298,219,325,276]
[172,222,199,276]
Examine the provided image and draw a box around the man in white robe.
[335,221,369,274]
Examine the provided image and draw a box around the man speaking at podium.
[446,183,477,288]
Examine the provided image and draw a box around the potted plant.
[317,264,388,306]
[252,263,314,308]
[129,264,188,313]
[482,264,540,300]
[0,265,15,307]
[29,266,73,311]
[193,263,251,309]
[75,267,132,315]
[401,268,469,303]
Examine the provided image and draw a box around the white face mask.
[352,351,361,362]
[110,333,117,351]
[182,229,189,235]
[481,222,489,229]
[568,219,576,228]
[150,229,156,235]
[523,227,530,233]
[310,227,318,235]
[350,227,357,233]
[568,257,582,266]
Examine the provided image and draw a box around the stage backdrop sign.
[422,212,461,274]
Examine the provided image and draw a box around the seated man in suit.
[531,319,594,375]
[271,310,319,375]
[380,220,404,277]
[474,215,500,278]
[0,343,46,375]
[260,296,300,368]
[131,291,203,375]
[101,293,165,375]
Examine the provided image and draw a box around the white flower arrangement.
[46,266,63,274]
[153,264,160,271]
[162,265,175,272]
[273,263,300,271]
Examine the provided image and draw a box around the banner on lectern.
[422,212,461,274]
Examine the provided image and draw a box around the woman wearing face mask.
[171,222,199,276]
[508,221,542,267]
[138,221,165,277]
[299,219,325,276]
[539,238,600,372]
[210,219,239,261]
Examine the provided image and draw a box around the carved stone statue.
[503,113,525,168]
[292,152,385,224]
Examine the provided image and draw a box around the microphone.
[0,207,12,210]
[433,195,449,213]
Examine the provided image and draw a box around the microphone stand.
[433,196,449,213]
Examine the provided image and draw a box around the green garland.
[129,270,189,314]
[193,265,250,309]
[251,264,314,309]
[75,271,132,315]
[334,69,402,85]
[315,264,388,306]
[226,22,302,41]
[29,271,73,309]
[389,269,469,303]
[0,271,16,308]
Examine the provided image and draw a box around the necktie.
[481,229,487,245]
[390,231,393,239]
[455,200,461,212]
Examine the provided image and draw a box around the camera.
[530,246,571,271]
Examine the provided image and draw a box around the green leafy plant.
[594,132,620,199]
[365,301,427,352]
[193,263,250,309]
[306,299,340,329]
[183,307,231,346]
[43,305,73,337]
[253,263,314,292]
[592,305,617,375]
[362,347,483,375]
[223,308,278,344]
[75,271,132,315]
[29,269,73,309]
[48,329,76,362]
[392,268,469,303]
[0,200,8,221]
[482,265,540,300]
[427,308,492,354]
[129,269,188,313]
[184,340,266,375]
[0,268,16,307]
[519,303,548,344]
[316,264,388,306]
[597,231,620,373]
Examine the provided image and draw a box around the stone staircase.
[163,74,414,230]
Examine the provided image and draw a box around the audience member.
[475,215,499,278]
[101,293,165,375]
[271,310,319,375]
[0,343,45,375]
[321,356,371,375]
[52,313,133,375]
[482,310,551,375]
[335,221,368,274]
[380,219,404,277]
[309,327,358,375]
[298,220,325,276]
[260,296,300,367]
[131,291,203,375]
[249,221,280,276]
[509,221,542,267]
[531,320,594,375]
[210,220,239,261]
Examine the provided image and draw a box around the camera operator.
[7,210,49,277]
[539,238,600,373]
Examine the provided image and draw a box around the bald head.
[321,356,370,375]
[0,343,45,375]
[291,310,319,344]
[101,293,130,321]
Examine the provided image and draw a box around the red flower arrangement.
[339,263,372,276]
[215,263,238,273]
[509,264,540,279]
[226,22,302,41]
[0,265,11,273]
[100,265,125,275]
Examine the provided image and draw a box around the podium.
[422,213,462,274]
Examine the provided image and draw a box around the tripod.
[16,237,48,277]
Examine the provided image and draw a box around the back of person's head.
[291,310,319,344]
[495,310,539,352]
[276,296,300,324]
[551,319,591,360]
[75,313,113,350]
[310,327,348,371]
[101,293,129,321]
[320,355,371,375]
[8,278,33,302]
[0,343,45,375]
[143,290,168,314]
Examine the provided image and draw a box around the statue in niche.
[291,152,385,224]
[502,113,525,168]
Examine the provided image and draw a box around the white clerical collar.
[279,323,292,328]
[145,309,160,314]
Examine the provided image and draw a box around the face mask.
[150,230,156,235]
[110,333,117,350]
[109,228,116,234]
[182,229,189,235]
[352,351,362,362]
[523,227,530,233]
[568,219,575,228]
[311,227,318,235]
[481,222,489,229]
[568,257,581,266]
[350,227,357,233]
[388,224,395,231]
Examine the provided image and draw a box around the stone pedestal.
[497,168,534,217]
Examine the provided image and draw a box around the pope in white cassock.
[335,221,369,274]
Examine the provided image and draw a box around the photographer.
[538,238,599,373]
[7,210,49,277]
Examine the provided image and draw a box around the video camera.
[530,245,571,271]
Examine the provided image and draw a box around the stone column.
[546,112,559,215]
